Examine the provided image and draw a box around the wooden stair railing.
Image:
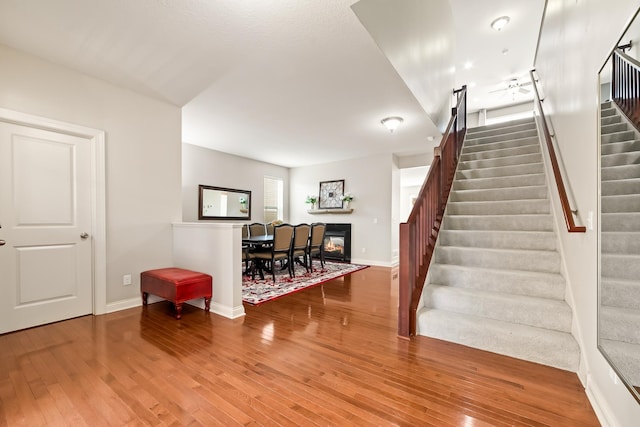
[612,47,640,133]
[398,85,467,338]
[530,70,586,233]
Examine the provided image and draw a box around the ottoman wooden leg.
[174,302,183,319]
[204,297,211,312]
[142,292,148,305]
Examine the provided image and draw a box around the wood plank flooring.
[0,266,599,426]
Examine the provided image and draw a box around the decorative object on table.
[242,261,368,305]
[318,179,345,209]
[342,192,355,209]
[198,184,251,220]
[305,195,318,210]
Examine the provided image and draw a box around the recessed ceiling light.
[501,48,510,55]
[464,61,473,69]
[491,16,510,31]
[468,82,477,88]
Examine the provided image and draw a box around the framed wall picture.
[318,179,345,209]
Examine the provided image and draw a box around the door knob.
[0,240,5,246]
[80,233,89,239]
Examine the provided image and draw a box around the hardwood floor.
[0,266,599,426]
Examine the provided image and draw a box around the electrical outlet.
[123,274,132,286]
[587,211,594,231]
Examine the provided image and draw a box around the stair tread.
[417,309,580,371]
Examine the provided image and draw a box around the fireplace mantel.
[307,208,353,214]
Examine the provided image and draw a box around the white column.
[172,222,245,319]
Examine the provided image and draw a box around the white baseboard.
[104,295,245,319]
[350,258,393,267]
[105,296,141,313]
[585,374,619,427]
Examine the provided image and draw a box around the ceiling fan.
[489,78,533,98]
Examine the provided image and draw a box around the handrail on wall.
[529,70,586,233]
[398,86,467,339]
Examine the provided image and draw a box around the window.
[263,176,283,223]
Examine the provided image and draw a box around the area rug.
[242,261,368,305]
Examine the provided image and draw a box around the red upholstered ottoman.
[141,268,212,319]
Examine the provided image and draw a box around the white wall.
[536,1,640,425]
[352,0,455,132]
[0,44,182,307]
[182,143,289,223]
[289,153,394,266]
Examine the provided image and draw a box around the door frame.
[0,108,107,315]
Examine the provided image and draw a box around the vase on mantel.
[344,200,351,209]
[310,203,317,210]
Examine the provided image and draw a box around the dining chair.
[291,223,311,276]
[252,224,294,281]
[242,244,254,275]
[241,224,249,239]
[265,223,274,236]
[249,222,267,237]
[307,222,326,271]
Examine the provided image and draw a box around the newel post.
[398,222,412,338]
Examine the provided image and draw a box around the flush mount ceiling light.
[491,16,510,31]
[381,116,404,133]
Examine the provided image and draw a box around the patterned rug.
[242,261,368,305]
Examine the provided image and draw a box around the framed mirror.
[598,7,640,404]
[198,185,251,220]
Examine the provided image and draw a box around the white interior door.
[0,122,93,334]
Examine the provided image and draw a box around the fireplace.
[323,223,351,262]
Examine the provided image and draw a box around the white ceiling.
[0,0,544,168]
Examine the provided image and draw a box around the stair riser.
[453,173,545,191]
[601,164,640,181]
[601,107,615,117]
[601,195,640,213]
[444,215,554,232]
[457,163,543,179]
[446,200,550,216]
[462,137,538,154]
[601,213,640,231]
[601,123,629,135]
[458,153,542,170]
[600,140,640,155]
[601,280,640,310]
[460,144,540,162]
[435,247,561,274]
[601,232,640,254]
[601,152,640,168]
[601,255,640,281]
[426,264,565,299]
[438,230,556,251]
[601,179,640,196]
[601,115,621,126]
[450,186,547,202]
[424,285,572,332]
[465,129,538,146]
[417,310,580,371]
[601,131,635,144]
[600,308,640,345]
[467,120,536,139]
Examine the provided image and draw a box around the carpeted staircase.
[417,117,581,372]
[599,101,640,386]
